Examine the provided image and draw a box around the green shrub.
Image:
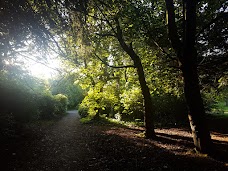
[120,88,188,125]
[78,85,119,118]
[78,102,89,118]
[120,87,144,121]
[0,80,40,122]
[37,93,56,119]
[37,93,68,119]
[201,89,218,113]
[53,94,68,116]
[153,94,188,125]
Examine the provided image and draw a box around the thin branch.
[43,30,67,58]
[16,52,62,73]
[95,32,116,37]
[165,0,182,54]
[151,38,178,61]
[94,2,117,35]
[94,54,135,69]
[196,12,227,37]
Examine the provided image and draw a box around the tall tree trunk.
[182,55,212,153]
[182,0,212,153]
[115,20,156,138]
[135,57,156,138]
[165,0,212,153]
[121,46,156,138]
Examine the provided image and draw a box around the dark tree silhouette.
[165,0,212,153]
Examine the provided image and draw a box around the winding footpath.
[10,110,102,171]
[4,110,228,171]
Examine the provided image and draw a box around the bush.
[120,87,144,121]
[78,85,119,118]
[53,94,68,116]
[0,81,40,122]
[78,85,188,126]
[37,93,68,119]
[78,102,89,118]
[201,89,218,113]
[153,94,188,125]
[37,94,56,120]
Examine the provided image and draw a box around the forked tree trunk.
[165,0,212,153]
[182,0,212,153]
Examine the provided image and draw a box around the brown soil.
[1,111,228,171]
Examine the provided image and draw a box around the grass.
[80,115,124,126]
[80,115,144,128]
[216,101,228,113]
[209,101,228,120]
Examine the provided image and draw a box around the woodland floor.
[1,110,228,171]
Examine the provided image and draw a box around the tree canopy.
[0,0,227,154]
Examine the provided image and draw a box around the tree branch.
[94,54,135,69]
[95,32,116,37]
[165,0,182,54]
[16,52,62,73]
[94,2,117,35]
[151,38,178,61]
[115,18,132,53]
[196,12,227,37]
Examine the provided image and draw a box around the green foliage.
[50,74,84,109]
[213,101,228,115]
[201,87,228,114]
[80,116,93,124]
[36,94,54,119]
[153,95,188,125]
[78,87,103,117]
[201,89,218,113]
[120,87,144,121]
[119,88,188,125]
[36,93,68,119]
[78,83,119,118]
[78,103,89,118]
[53,94,68,116]
[0,76,39,122]
[0,72,68,123]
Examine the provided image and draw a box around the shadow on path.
[1,111,227,171]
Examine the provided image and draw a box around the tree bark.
[165,0,212,153]
[183,0,212,153]
[134,56,156,138]
[182,54,212,153]
[115,19,156,138]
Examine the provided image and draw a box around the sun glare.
[28,59,61,79]
[18,51,62,79]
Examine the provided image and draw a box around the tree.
[165,0,212,153]
[3,0,226,151]
[50,73,84,109]
[82,1,156,138]
[196,1,228,87]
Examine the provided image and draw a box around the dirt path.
[3,111,228,171]
[7,110,100,171]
